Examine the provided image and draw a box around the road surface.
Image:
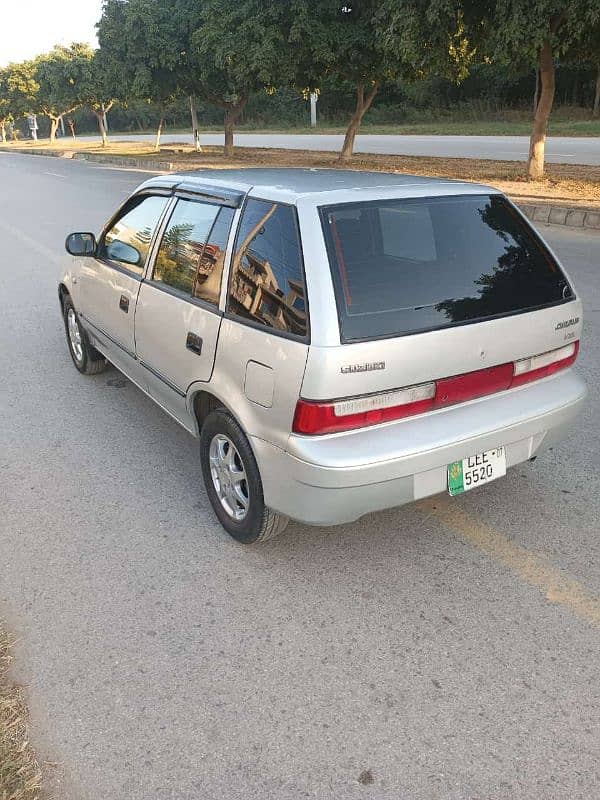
[1,151,599,800]
[79,131,600,165]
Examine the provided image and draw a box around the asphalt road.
[80,131,600,165]
[1,151,599,800]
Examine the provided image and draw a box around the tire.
[200,409,289,544]
[62,295,107,375]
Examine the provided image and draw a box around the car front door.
[134,195,237,426]
[78,192,170,364]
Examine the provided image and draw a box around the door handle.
[119,294,129,313]
[186,332,203,355]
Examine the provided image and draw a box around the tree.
[192,0,296,156]
[573,23,600,117]
[35,44,94,141]
[76,48,118,146]
[487,2,599,179]
[98,0,183,150]
[286,1,392,161]
[303,0,474,162]
[0,61,39,142]
[380,0,599,178]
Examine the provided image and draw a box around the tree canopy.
[191,0,297,155]
[34,43,93,141]
[0,61,38,141]
[98,0,184,149]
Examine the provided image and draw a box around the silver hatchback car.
[60,168,586,543]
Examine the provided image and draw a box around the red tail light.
[293,341,579,435]
[511,341,579,387]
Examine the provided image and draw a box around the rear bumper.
[252,369,587,526]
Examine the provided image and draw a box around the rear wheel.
[200,409,289,544]
[62,296,107,375]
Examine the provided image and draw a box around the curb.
[0,147,174,172]
[3,147,600,230]
[519,202,600,231]
[72,152,174,171]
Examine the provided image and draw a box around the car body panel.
[254,369,586,524]
[135,282,223,390]
[300,299,583,401]
[189,317,309,450]
[78,258,141,357]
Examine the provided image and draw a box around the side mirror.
[105,239,142,267]
[66,232,96,257]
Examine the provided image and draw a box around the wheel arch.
[191,389,228,437]
[58,282,70,311]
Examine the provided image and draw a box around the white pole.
[310,92,318,128]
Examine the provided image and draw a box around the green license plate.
[448,446,507,496]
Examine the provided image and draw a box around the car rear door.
[134,190,238,424]
[78,192,171,364]
[301,191,583,403]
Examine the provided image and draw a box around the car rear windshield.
[320,194,573,342]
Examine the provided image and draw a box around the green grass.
[110,116,600,138]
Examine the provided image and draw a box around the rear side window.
[321,194,573,342]
[99,194,168,275]
[152,198,234,304]
[227,198,308,338]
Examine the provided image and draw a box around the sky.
[0,0,102,66]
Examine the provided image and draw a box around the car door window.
[227,198,308,338]
[152,198,234,304]
[98,195,169,276]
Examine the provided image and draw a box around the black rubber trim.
[174,182,243,207]
[143,279,224,316]
[79,314,136,359]
[138,360,186,397]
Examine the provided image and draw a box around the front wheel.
[200,409,289,544]
[62,296,107,375]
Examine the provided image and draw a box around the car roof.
[139,168,497,204]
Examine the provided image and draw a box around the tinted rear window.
[320,194,573,342]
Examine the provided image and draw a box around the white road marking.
[43,171,67,178]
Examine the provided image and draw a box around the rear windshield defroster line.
[319,194,573,343]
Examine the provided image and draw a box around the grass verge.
[104,112,600,138]
[0,623,41,800]
[3,138,600,208]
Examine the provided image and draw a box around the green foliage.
[0,61,39,123]
[483,1,600,67]
[35,43,95,119]
[289,0,404,89]
[98,0,185,111]
[376,0,479,82]
[191,0,296,102]
[74,48,117,114]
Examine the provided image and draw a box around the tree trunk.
[233,203,277,272]
[190,95,202,151]
[527,39,554,180]
[94,110,109,147]
[223,97,247,158]
[533,68,540,112]
[593,65,600,118]
[155,116,165,151]
[0,121,6,143]
[339,81,379,163]
[49,116,60,143]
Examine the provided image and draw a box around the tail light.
[293,341,579,435]
[511,341,579,387]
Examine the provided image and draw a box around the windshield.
[320,194,573,342]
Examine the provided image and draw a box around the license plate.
[448,446,506,496]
